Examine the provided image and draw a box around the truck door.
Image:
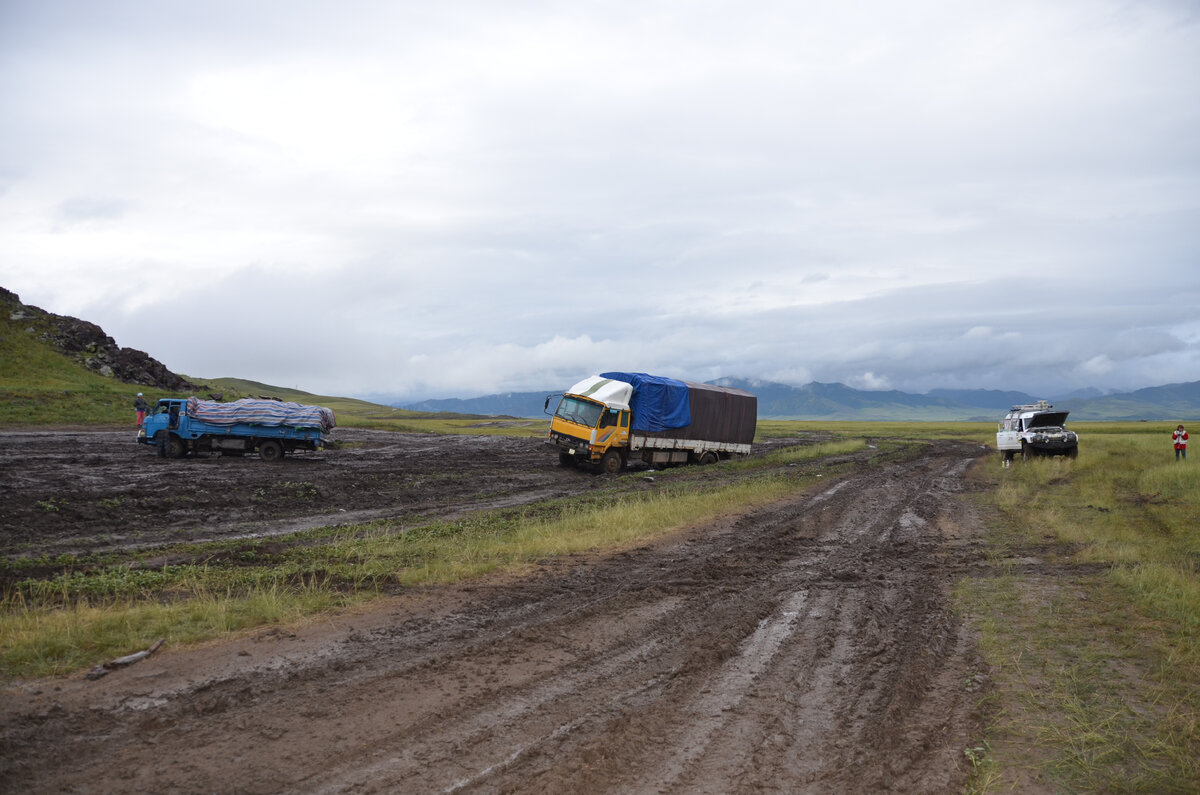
[597,408,620,448]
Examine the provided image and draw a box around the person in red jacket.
[1173,424,1188,461]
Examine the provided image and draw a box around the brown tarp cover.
[641,382,757,445]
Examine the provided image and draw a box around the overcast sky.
[3,1,1198,402]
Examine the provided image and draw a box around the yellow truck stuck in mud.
[547,372,757,474]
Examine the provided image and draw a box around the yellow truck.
[547,372,757,473]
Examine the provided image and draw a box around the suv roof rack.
[1009,400,1053,412]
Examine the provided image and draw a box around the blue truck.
[137,397,335,461]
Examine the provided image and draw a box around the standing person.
[134,392,149,427]
[1173,424,1188,461]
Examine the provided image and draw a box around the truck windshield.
[554,396,604,428]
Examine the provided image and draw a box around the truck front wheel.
[259,440,284,462]
[167,435,186,459]
[599,449,623,475]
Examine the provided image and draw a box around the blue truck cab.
[137,397,331,461]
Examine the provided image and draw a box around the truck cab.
[548,376,633,473]
[138,399,185,449]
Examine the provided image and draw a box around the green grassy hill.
[1,308,142,426]
[0,301,407,427]
[0,305,540,433]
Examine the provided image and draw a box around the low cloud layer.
[3,1,1198,400]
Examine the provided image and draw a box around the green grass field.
[964,423,1199,792]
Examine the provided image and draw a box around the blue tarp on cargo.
[185,397,336,433]
[599,372,691,432]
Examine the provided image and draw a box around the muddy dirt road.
[0,427,580,558]
[2,431,991,793]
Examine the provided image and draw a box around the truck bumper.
[547,433,595,460]
[1028,440,1078,454]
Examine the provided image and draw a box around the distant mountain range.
[17,281,1190,424]
[398,378,1200,422]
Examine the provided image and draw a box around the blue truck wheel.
[259,440,284,462]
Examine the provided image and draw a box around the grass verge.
[961,425,1199,793]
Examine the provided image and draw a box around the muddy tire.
[1021,442,1031,461]
[698,451,719,466]
[599,449,623,475]
[259,440,284,462]
[167,436,187,459]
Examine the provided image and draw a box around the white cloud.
[1077,355,1116,378]
[849,372,893,391]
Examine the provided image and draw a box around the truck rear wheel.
[698,451,719,466]
[259,440,284,462]
[599,449,623,475]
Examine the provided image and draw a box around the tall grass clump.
[1,582,353,678]
[758,438,869,465]
[323,475,803,589]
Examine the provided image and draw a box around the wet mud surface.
[0,427,583,559]
[1,430,992,793]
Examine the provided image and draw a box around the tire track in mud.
[0,428,578,558]
[1,442,989,793]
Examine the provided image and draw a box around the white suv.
[996,400,1079,462]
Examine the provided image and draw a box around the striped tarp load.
[185,397,336,432]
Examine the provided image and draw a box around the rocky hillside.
[2,287,194,392]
